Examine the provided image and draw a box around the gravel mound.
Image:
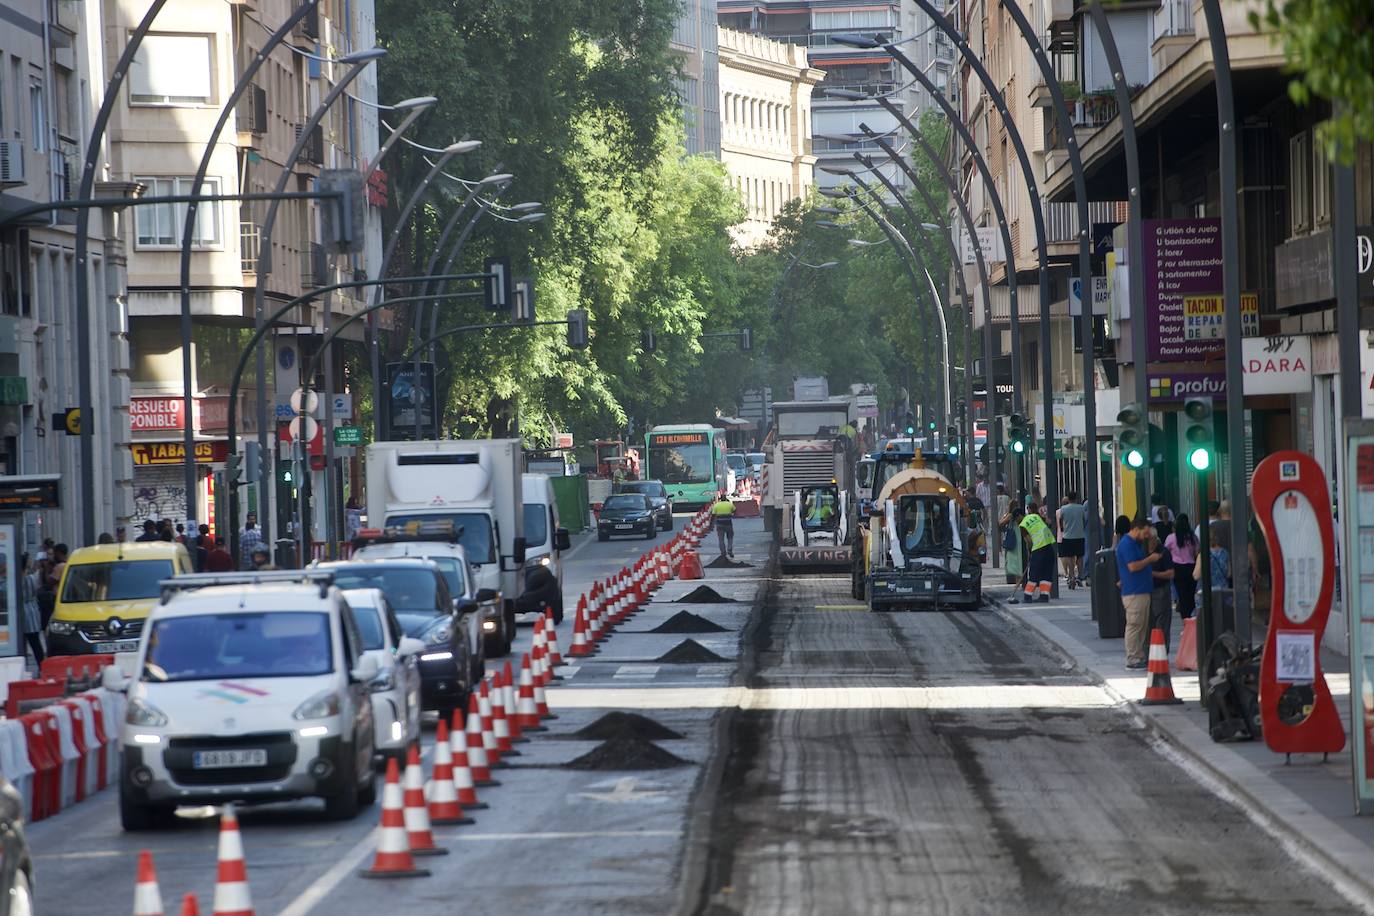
[650,611,730,634]
[561,735,689,770]
[655,639,728,664]
[676,585,737,603]
[563,712,684,742]
[706,555,753,569]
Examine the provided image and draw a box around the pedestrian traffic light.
[567,309,589,349]
[1183,397,1214,472]
[1008,413,1031,454]
[280,461,294,485]
[1116,402,1148,469]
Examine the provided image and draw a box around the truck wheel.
[120,787,172,832]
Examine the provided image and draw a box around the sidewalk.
[984,572,1374,904]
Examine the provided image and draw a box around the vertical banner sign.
[1143,217,1223,361]
[1251,452,1346,756]
[0,525,14,656]
[1340,420,1374,812]
[385,362,437,441]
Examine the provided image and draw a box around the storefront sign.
[130,396,230,432]
[959,227,1004,265]
[1146,371,1227,402]
[1181,292,1260,340]
[1143,218,1223,361]
[0,377,28,406]
[131,441,230,466]
[1069,277,1110,316]
[1242,335,1312,395]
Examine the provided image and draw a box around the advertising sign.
[1252,452,1345,757]
[0,525,15,656]
[131,441,230,466]
[1241,335,1313,395]
[959,227,1004,265]
[130,396,230,432]
[1069,276,1110,316]
[386,362,438,441]
[1182,293,1260,340]
[1143,218,1223,361]
[1342,421,1374,811]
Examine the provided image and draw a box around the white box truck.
[366,439,526,652]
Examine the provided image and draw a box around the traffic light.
[1008,413,1032,455]
[1183,397,1214,472]
[1116,402,1148,469]
[225,453,242,485]
[740,327,753,352]
[319,169,366,255]
[280,462,294,485]
[642,329,656,353]
[903,411,915,437]
[567,309,589,349]
[946,426,959,457]
[244,441,262,484]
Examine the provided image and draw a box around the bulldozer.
[852,454,985,611]
[780,482,852,569]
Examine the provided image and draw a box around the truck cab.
[519,473,571,624]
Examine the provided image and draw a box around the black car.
[0,775,32,915]
[616,479,673,530]
[315,558,481,717]
[598,493,657,540]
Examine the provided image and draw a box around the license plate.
[615,524,632,530]
[192,749,267,769]
[94,639,139,653]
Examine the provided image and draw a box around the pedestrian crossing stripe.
[815,604,868,611]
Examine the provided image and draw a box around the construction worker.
[710,490,736,558]
[1018,501,1057,603]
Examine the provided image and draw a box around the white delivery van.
[519,473,571,623]
[367,439,526,647]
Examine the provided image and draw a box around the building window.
[1289,130,1311,236]
[130,34,213,105]
[1312,134,1331,227]
[29,83,43,152]
[134,176,221,248]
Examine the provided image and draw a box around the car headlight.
[292,690,342,720]
[424,620,452,647]
[126,698,169,727]
[47,619,76,636]
[369,667,396,692]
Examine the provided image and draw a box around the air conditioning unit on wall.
[0,140,25,187]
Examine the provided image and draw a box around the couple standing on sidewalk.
[1116,516,1177,669]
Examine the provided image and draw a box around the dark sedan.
[616,479,673,530]
[598,493,658,541]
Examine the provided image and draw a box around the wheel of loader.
[850,546,865,601]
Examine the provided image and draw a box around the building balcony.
[294,123,325,171]
[1045,92,1120,149]
[1037,199,1127,256]
[814,82,898,102]
[301,243,326,290]
[236,85,268,149]
[240,221,260,279]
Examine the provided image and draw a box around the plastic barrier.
[95,689,124,787]
[22,712,58,821]
[0,719,33,816]
[80,692,110,791]
[61,700,92,802]
[49,703,81,810]
[5,678,65,720]
[41,655,115,689]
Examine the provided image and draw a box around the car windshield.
[648,441,712,484]
[348,604,386,651]
[327,567,440,615]
[61,559,175,603]
[726,454,746,471]
[898,496,953,555]
[523,503,549,548]
[604,494,647,511]
[384,512,494,564]
[142,612,332,682]
[621,482,665,499]
[746,453,765,467]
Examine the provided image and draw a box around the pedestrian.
[1194,520,1232,593]
[96,532,115,545]
[1001,503,1026,586]
[345,499,363,542]
[204,536,234,572]
[1116,517,1161,669]
[1194,501,1220,540]
[1018,501,1057,603]
[1165,514,1199,620]
[174,523,186,544]
[1113,514,1131,546]
[1057,492,1086,589]
[709,490,735,558]
[1149,494,1168,523]
[239,512,263,570]
[135,520,158,542]
[1149,526,1175,651]
[35,556,56,629]
[195,524,211,571]
[1154,505,1174,543]
[20,554,44,666]
[49,545,68,591]
[976,476,991,509]
[995,482,1010,525]
[249,544,275,571]
[158,520,174,542]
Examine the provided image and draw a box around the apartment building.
[718,27,823,247]
[0,0,119,550]
[673,0,723,157]
[717,0,950,193]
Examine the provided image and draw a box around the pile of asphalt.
[706,556,753,569]
[677,585,737,603]
[562,711,685,742]
[650,611,730,634]
[656,639,728,664]
[562,735,689,770]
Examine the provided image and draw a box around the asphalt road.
[679,574,1363,916]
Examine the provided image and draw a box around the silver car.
[342,588,424,765]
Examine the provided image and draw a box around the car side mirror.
[396,636,426,658]
[512,536,527,566]
[101,666,130,692]
[554,528,571,551]
[350,654,380,683]
[454,598,479,617]
[475,588,498,603]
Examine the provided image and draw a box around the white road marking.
[577,777,671,804]
[550,683,1119,710]
[612,665,660,679]
[434,829,680,841]
[275,827,381,916]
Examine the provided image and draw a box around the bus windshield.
[648,441,712,484]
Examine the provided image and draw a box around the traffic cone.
[533,654,555,721]
[447,724,487,810]
[587,589,604,643]
[359,758,430,879]
[134,850,163,916]
[180,895,200,916]
[211,805,253,916]
[545,609,564,670]
[477,679,503,767]
[464,695,500,786]
[427,720,472,825]
[402,744,446,856]
[531,618,548,686]
[501,662,527,743]
[516,654,545,731]
[678,549,704,580]
[1142,628,1184,705]
[489,673,517,754]
[569,599,593,658]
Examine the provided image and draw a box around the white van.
[520,473,571,623]
[106,570,383,830]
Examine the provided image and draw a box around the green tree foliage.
[1253,0,1374,159]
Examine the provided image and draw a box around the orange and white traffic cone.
[447,724,487,810]
[501,662,526,743]
[464,695,499,786]
[533,653,554,721]
[180,895,200,916]
[359,758,430,879]
[477,679,503,767]
[587,589,604,643]
[569,599,593,658]
[530,618,548,686]
[134,850,163,916]
[211,805,253,916]
[545,609,564,671]
[489,673,517,755]
[516,654,545,731]
[427,720,472,825]
[402,744,446,857]
[1142,628,1184,705]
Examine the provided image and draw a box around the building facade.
[673,0,722,157]
[718,27,823,247]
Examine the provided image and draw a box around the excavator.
[852,451,985,610]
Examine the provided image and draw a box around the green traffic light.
[1124,448,1145,469]
[905,426,915,436]
[948,445,958,457]
[1011,440,1025,454]
[1187,447,1211,472]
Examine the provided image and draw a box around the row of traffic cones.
[133,805,252,916]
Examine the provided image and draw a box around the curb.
[990,591,1374,911]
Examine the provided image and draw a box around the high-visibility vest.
[1019,513,1055,551]
[710,499,735,517]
